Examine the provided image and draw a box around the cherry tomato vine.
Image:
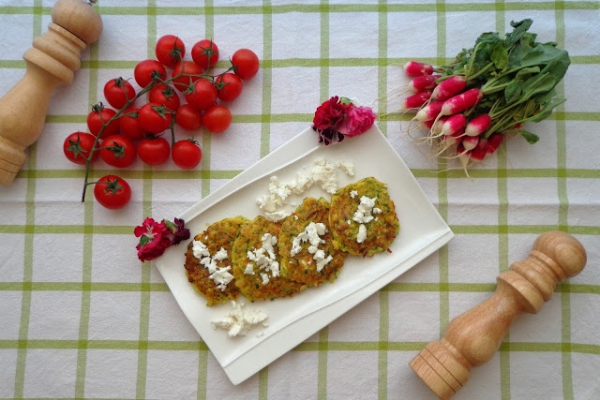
[62,37,260,209]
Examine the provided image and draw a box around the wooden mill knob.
[410,231,587,399]
[0,0,103,185]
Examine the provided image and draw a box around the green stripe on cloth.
[13,3,41,397]
[258,1,274,396]
[553,10,576,399]
[74,15,101,397]
[316,2,331,398]
[434,0,451,346]
[197,2,215,397]
[377,2,390,398]
[2,339,598,355]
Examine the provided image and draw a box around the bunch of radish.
[400,19,571,174]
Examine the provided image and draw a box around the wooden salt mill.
[410,231,587,399]
[0,0,103,185]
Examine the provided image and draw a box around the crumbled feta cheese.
[245,233,280,284]
[290,222,333,272]
[353,196,377,223]
[357,224,367,244]
[192,240,210,259]
[313,249,333,272]
[213,247,228,261]
[211,300,269,337]
[350,190,358,199]
[337,161,355,177]
[289,171,314,194]
[256,159,355,221]
[351,195,379,244]
[264,210,291,222]
[311,158,339,194]
[209,266,234,291]
[192,241,234,291]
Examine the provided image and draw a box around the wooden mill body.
[0,0,102,185]
[410,231,587,399]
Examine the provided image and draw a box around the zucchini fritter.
[231,216,306,302]
[279,197,347,286]
[184,216,248,306]
[329,177,400,257]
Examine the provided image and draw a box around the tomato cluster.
[63,35,260,209]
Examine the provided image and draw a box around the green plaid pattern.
[1,0,599,399]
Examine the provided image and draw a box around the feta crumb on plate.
[211,300,269,338]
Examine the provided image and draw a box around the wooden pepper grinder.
[410,231,587,399]
[0,0,103,185]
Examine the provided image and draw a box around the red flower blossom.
[134,217,191,262]
[312,96,351,132]
[312,96,376,145]
[134,217,172,261]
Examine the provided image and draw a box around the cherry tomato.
[155,35,185,68]
[149,85,180,111]
[172,61,204,92]
[175,104,203,131]
[94,175,132,210]
[172,139,202,169]
[215,72,243,102]
[138,103,173,134]
[134,59,167,88]
[138,136,170,166]
[103,77,136,109]
[185,79,218,111]
[100,134,137,168]
[203,105,232,133]
[119,108,145,140]
[63,131,99,165]
[191,39,219,70]
[87,103,119,139]
[231,48,259,80]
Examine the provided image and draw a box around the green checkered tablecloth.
[1,1,599,399]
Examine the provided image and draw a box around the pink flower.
[134,217,172,261]
[338,106,377,137]
[134,217,191,262]
[311,96,377,145]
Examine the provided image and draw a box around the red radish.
[438,129,464,149]
[420,119,435,129]
[461,135,479,151]
[415,101,443,121]
[404,61,434,77]
[430,116,447,136]
[440,88,483,116]
[471,138,489,162]
[431,75,467,101]
[487,132,505,154]
[457,142,471,171]
[402,91,432,110]
[465,114,492,137]
[408,75,440,93]
[440,113,467,136]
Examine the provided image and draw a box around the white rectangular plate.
[153,124,453,385]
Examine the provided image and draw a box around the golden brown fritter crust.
[278,197,348,286]
[184,216,248,306]
[328,177,400,257]
[231,215,306,302]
